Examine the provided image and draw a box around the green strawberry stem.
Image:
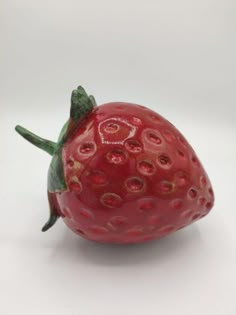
[15,85,96,232]
[41,213,58,232]
[15,125,57,156]
[70,86,96,123]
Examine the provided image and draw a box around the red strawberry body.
[16,87,214,244]
[52,102,213,243]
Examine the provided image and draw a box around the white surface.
[1,1,236,315]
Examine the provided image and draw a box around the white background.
[1,1,236,314]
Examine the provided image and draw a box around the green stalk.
[15,125,57,156]
[15,85,97,232]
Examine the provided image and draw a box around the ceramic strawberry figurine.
[15,86,214,244]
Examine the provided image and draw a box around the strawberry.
[15,86,214,244]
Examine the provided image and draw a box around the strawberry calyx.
[15,126,57,155]
[15,86,96,231]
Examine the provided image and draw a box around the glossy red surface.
[50,102,214,244]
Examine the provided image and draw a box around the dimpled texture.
[51,102,214,244]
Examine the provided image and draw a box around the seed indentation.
[198,197,206,206]
[106,149,128,164]
[139,201,154,211]
[90,225,108,234]
[125,139,142,153]
[162,129,175,142]
[147,214,160,225]
[101,193,122,208]
[170,199,183,210]
[176,149,185,159]
[158,225,175,235]
[178,136,187,146]
[188,188,197,199]
[175,171,189,188]
[126,226,143,236]
[69,176,82,193]
[115,105,126,110]
[104,123,120,133]
[157,181,174,194]
[208,188,214,197]
[131,117,142,126]
[78,208,94,219]
[125,177,145,192]
[137,160,156,176]
[110,216,128,226]
[62,207,72,218]
[106,222,116,231]
[76,229,85,235]
[149,114,161,123]
[157,154,172,169]
[87,170,108,186]
[78,142,96,156]
[181,209,193,219]
[206,202,212,209]
[192,156,200,167]
[147,132,162,145]
[200,176,207,187]
[67,159,74,167]
[192,213,201,220]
